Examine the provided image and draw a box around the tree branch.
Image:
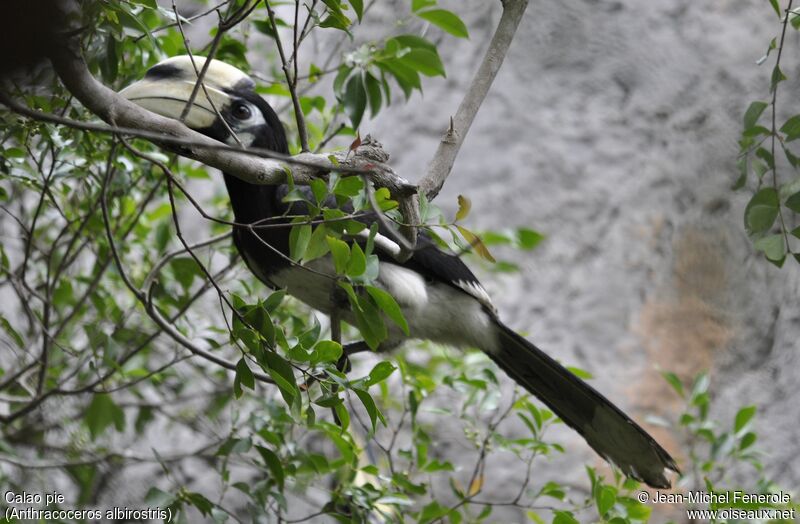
[41,0,415,198]
[418,0,529,200]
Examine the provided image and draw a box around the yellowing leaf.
[456,225,496,263]
[455,194,471,221]
[468,474,483,496]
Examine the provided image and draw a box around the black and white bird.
[121,56,679,488]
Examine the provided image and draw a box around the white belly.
[269,260,498,352]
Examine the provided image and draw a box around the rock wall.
[356,0,800,513]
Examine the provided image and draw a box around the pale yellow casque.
[119,55,254,130]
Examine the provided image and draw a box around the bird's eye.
[232,103,252,120]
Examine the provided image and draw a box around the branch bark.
[42,0,415,198]
[418,0,530,200]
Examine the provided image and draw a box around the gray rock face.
[357,0,800,513]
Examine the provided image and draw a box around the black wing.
[272,184,492,308]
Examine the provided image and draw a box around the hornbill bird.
[121,56,680,488]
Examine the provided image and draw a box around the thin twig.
[265,0,311,151]
[172,1,245,147]
[418,0,529,201]
[0,93,415,194]
[770,1,794,255]
[264,0,310,153]
[98,139,274,385]
[132,0,233,42]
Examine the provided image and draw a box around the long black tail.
[488,321,679,488]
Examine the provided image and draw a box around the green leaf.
[170,257,200,291]
[379,61,421,98]
[289,223,312,261]
[417,9,469,38]
[185,492,214,516]
[769,0,781,17]
[333,175,364,197]
[351,293,387,349]
[85,393,125,439]
[333,65,352,94]
[346,242,367,276]
[53,280,74,307]
[365,360,396,386]
[320,2,352,31]
[347,0,363,21]
[334,402,350,430]
[780,174,800,200]
[145,487,176,507]
[743,101,768,130]
[234,357,255,397]
[365,73,382,116]
[781,114,800,141]
[756,147,774,169]
[374,187,398,211]
[343,74,367,128]
[264,290,286,313]
[256,446,285,488]
[391,34,438,53]
[771,64,787,92]
[327,236,350,274]
[734,405,756,433]
[662,371,684,397]
[691,372,709,399]
[353,388,384,433]
[785,191,800,212]
[314,394,343,408]
[245,303,275,347]
[419,501,450,522]
[566,366,592,379]
[400,48,446,77]
[304,224,331,262]
[263,351,300,407]
[552,511,580,524]
[252,18,287,38]
[216,437,252,456]
[517,228,544,250]
[596,485,617,516]
[739,431,757,450]
[753,233,785,262]
[0,314,24,348]
[742,125,771,137]
[744,187,779,235]
[412,0,437,11]
[312,340,343,363]
[366,286,410,335]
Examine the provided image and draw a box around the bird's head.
[120,55,288,153]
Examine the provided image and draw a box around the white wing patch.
[454,280,495,312]
[356,229,401,258]
[378,263,428,308]
[355,230,495,312]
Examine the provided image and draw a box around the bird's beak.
[119,76,232,130]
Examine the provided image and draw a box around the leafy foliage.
[737,1,800,266]
[0,1,793,523]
